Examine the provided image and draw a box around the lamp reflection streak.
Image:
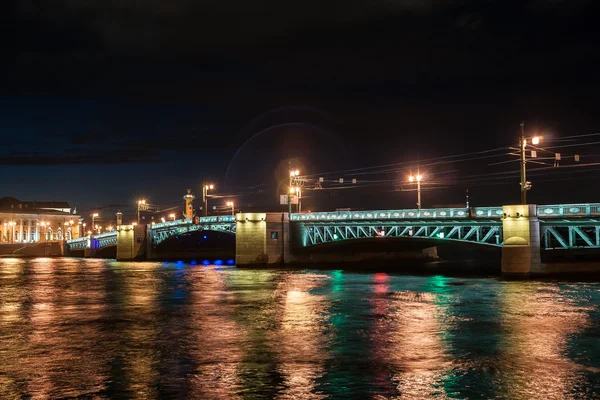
[270,274,331,399]
[18,259,110,398]
[186,266,245,399]
[498,283,591,399]
[385,288,450,398]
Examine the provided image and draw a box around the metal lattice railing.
[152,223,236,246]
[536,204,599,218]
[291,203,600,222]
[291,208,469,222]
[304,221,503,247]
[541,220,600,249]
[67,238,88,249]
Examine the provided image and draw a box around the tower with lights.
[183,189,195,219]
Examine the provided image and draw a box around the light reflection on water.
[0,258,599,399]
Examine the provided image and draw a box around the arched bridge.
[150,216,236,246]
[66,215,236,252]
[67,231,118,251]
[290,204,600,250]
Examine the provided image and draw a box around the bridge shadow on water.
[293,236,502,276]
[153,229,236,262]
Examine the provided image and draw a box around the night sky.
[3,1,600,219]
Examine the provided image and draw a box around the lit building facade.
[0,197,81,244]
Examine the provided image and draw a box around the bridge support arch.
[501,204,541,275]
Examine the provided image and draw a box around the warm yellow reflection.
[498,283,590,399]
[185,266,246,399]
[271,273,331,399]
[118,261,162,398]
[12,258,111,398]
[383,287,450,398]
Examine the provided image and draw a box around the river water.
[0,258,599,399]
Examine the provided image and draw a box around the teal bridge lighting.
[66,215,236,250]
[150,216,236,246]
[65,204,600,252]
[291,203,600,250]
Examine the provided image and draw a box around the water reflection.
[271,273,331,399]
[386,276,452,399]
[0,258,599,399]
[185,265,246,399]
[112,261,162,398]
[498,282,593,399]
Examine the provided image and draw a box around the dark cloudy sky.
[2,0,600,216]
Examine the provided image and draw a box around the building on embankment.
[0,197,81,253]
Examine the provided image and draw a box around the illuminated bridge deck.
[291,204,600,249]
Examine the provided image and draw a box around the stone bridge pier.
[500,205,541,275]
[116,224,147,260]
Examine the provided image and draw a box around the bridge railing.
[93,231,117,239]
[472,207,504,218]
[537,203,600,218]
[291,203,600,222]
[151,215,236,229]
[290,208,470,222]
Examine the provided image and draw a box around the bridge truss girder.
[304,220,502,247]
[68,239,88,250]
[541,220,600,249]
[97,235,117,248]
[152,223,236,247]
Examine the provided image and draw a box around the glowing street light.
[169,213,176,221]
[408,174,424,209]
[92,213,99,231]
[202,184,215,217]
[226,201,235,216]
[137,200,146,224]
[161,217,166,223]
[289,168,301,214]
[519,123,543,204]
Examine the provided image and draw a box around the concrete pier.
[116,224,147,261]
[235,212,289,265]
[501,204,541,275]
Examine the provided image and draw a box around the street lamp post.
[226,201,235,216]
[518,122,542,205]
[289,169,300,215]
[520,122,527,205]
[202,184,214,217]
[137,200,146,224]
[92,213,99,233]
[408,174,423,209]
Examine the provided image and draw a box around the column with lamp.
[408,174,424,210]
[519,122,543,204]
[137,200,146,224]
[202,184,214,217]
[92,213,99,234]
[289,169,300,215]
[226,201,235,216]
